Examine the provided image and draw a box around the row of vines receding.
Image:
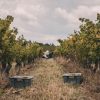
[55,13,100,73]
[0,16,44,81]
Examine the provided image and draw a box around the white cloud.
[73,5,100,19]
[55,7,79,24]
[0,0,100,45]
[55,5,100,24]
[54,5,100,33]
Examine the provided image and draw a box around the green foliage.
[56,13,100,66]
[0,15,17,63]
[0,15,43,75]
[39,43,56,52]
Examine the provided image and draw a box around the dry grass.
[56,57,100,100]
[0,58,99,100]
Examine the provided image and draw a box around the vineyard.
[0,14,100,100]
[0,15,44,81]
[55,13,100,72]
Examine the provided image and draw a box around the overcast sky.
[0,0,100,45]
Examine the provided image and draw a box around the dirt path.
[26,58,67,100]
[0,58,90,100]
